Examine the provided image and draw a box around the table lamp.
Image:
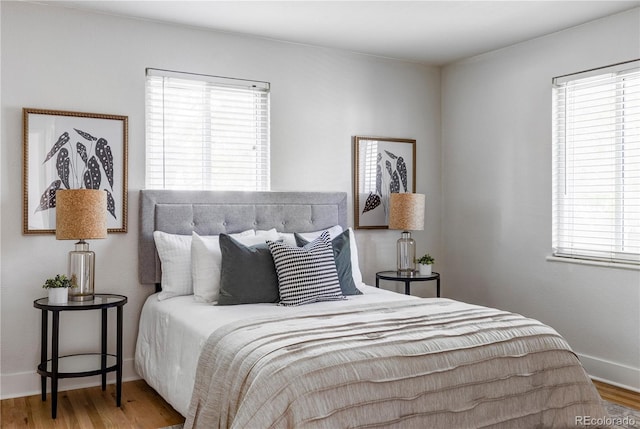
[389,193,425,273]
[56,189,107,301]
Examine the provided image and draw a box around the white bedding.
[134,285,412,416]
[185,298,605,428]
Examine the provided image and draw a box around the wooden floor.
[593,380,640,411]
[1,379,638,428]
[0,380,184,428]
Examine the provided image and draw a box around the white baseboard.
[578,352,640,393]
[0,358,139,400]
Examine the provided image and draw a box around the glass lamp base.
[68,240,95,301]
[397,231,416,273]
[70,293,95,302]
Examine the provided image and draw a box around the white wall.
[0,2,441,398]
[441,9,640,391]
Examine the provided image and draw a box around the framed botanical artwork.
[353,136,416,229]
[23,108,128,234]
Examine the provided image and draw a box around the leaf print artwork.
[42,132,70,164]
[36,126,117,219]
[362,193,381,214]
[385,160,393,178]
[56,148,71,189]
[396,157,407,192]
[365,148,411,219]
[384,150,397,160]
[74,128,97,141]
[389,171,400,193]
[77,142,88,165]
[35,180,61,213]
[26,109,126,233]
[105,189,116,219]
[355,136,414,229]
[83,156,102,190]
[376,155,382,195]
[96,138,114,189]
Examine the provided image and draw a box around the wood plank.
[2,378,638,426]
[593,380,640,411]
[1,380,185,428]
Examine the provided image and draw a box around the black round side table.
[375,271,441,297]
[33,293,127,419]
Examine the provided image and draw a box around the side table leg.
[101,308,107,390]
[51,311,60,419]
[404,281,410,295]
[40,309,48,401]
[116,305,123,407]
[437,277,441,297]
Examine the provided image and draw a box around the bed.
[135,190,608,428]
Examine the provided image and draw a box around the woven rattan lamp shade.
[389,193,425,231]
[56,189,107,239]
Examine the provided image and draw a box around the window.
[145,68,270,191]
[552,60,640,265]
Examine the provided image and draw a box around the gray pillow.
[295,229,362,296]
[217,234,279,305]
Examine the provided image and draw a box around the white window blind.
[145,68,270,191]
[552,60,640,265]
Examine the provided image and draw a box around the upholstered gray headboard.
[138,190,348,285]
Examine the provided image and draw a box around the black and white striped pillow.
[267,230,345,306]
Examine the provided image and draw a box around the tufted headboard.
[138,190,348,285]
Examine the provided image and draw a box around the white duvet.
[134,285,411,416]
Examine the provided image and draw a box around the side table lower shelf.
[37,353,118,378]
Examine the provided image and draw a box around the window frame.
[551,59,640,266]
[145,68,271,191]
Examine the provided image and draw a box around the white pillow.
[191,233,220,302]
[255,228,280,240]
[191,229,276,303]
[153,231,193,301]
[272,225,344,247]
[347,227,364,287]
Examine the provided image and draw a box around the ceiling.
[34,1,640,65]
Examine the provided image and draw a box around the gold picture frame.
[353,136,416,229]
[23,108,128,234]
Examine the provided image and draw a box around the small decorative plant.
[42,274,72,289]
[416,254,435,265]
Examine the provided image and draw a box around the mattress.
[134,285,412,416]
